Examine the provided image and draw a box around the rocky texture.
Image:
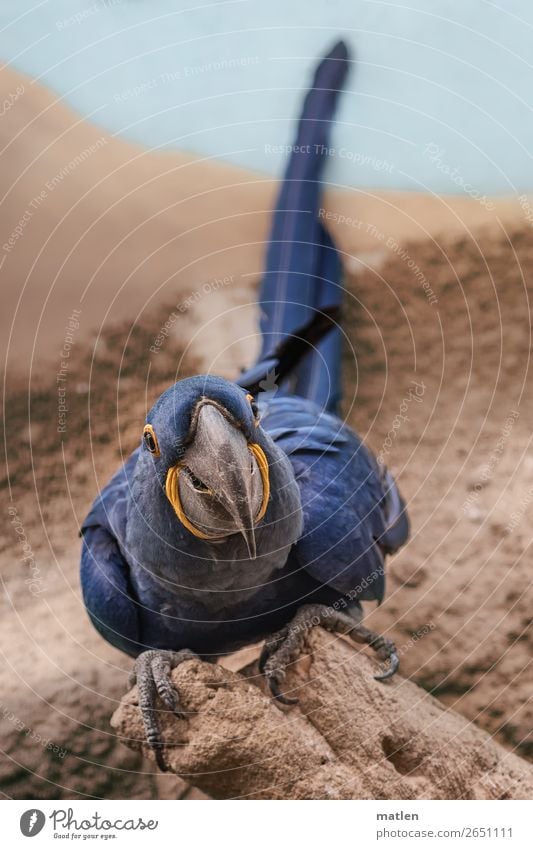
[112,628,533,800]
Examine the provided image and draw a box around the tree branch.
[111,628,533,799]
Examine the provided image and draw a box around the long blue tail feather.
[291,224,343,410]
[240,40,350,413]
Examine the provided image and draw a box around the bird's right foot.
[129,648,197,772]
[259,603,399,704]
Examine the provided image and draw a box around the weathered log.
[111,628,533,799]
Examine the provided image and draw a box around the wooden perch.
[111,628,533,799]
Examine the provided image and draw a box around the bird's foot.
[129,648,197,772]
[259,603,399,704]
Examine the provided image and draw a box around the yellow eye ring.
[246,393,260,426]
[248,442,270,521]
[143,424,160,456]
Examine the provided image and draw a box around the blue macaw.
[81,40,409,771]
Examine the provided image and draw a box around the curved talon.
[267,675,299,705]
[153,745,168,773]
[258,647,269,675]
[374,651,399,681]
[172,707,188,721]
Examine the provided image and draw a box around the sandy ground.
[1,66,532,799]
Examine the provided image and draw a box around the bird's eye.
[246,393,260,425]
[143,424,160,456]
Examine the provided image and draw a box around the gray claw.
[132,648,197,771]
[374,651,399,681]
[267,674,299,705]
[153,745,168,773]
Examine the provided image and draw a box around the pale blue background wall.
[1,0,532,193]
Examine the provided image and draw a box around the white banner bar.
[2,800,532,848]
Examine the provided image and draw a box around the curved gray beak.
[180,403,263,558]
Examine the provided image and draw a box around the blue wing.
[80,451,141,657]
[260,396,409,603]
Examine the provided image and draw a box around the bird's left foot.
[129,648,197,771]
[259,603,399,704]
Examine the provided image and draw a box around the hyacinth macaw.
[80,40,409,771]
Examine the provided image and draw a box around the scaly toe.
[374,650,399,681]
[259,628,289,673]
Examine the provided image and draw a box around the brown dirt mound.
[113,628,533,800]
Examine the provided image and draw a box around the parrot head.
[139,376,272,558]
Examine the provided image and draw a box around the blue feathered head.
[138,376,271,558]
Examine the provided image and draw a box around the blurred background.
[1,0,532,800]
[3,0,533,191]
